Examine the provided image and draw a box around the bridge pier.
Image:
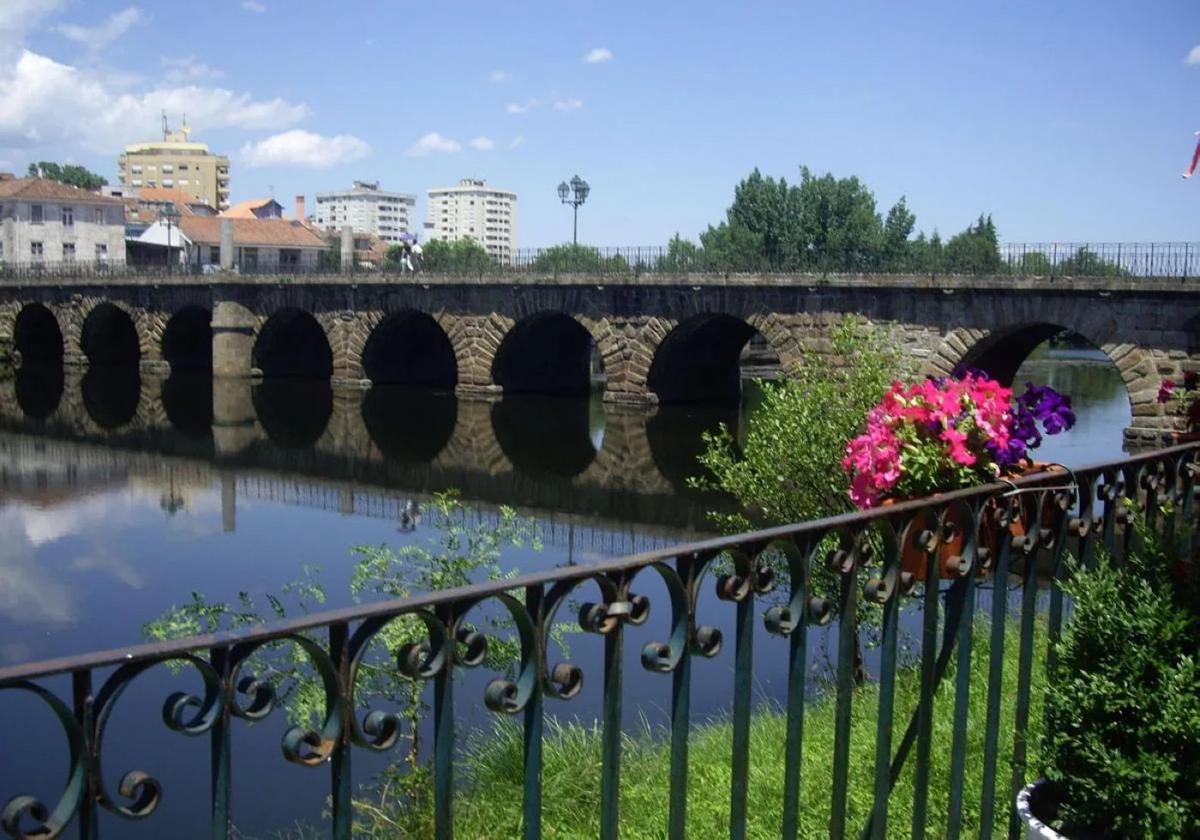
[211,297,256,378]
[211,377,261,459]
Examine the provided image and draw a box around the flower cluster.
[1157,370,1200,430]
[843,369,1075,509]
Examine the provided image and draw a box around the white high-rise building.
[312,181,416,244]
[424,178,516,261]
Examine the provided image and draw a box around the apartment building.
[0,176,127,265]
[312,181,415,244]
[424,178,516,261]
[117,120,231,211]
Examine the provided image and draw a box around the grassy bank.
[355,618,1047,839]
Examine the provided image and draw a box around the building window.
[94,208,105,224]
[209,246,220,264]
[31,205,43,224]
[62,242,75,262]
[31,242,44,261]
[95,243,108,261]
[280,249,300,268]
[241,247,258,270]
[62,206,73,227]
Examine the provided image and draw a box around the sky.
[0,0,1198,247]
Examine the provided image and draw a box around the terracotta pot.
[884,461,1053,583]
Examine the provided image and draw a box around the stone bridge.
[0,272,1194,442]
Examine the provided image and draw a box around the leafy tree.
[26,162,107,190]
[1057,246,1125,277]
[657,233,704,272]
[691,166,919,272]
[943,214,1001,273]
[528,243,629,274]
[880,196,917,270]
[412,238,496,274]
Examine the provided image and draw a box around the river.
[0,346,1132,837]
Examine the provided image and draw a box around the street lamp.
[557,175,590,246]
[161,203,180,274]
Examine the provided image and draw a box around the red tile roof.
[178,216,330,248]
[0,178,125,205]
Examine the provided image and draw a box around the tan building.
[117,120,231,211]
[424,178,516,262]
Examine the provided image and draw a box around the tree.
[658,234,704,273]
[943,214,1001,274]
[26,162,107,190]
[691,166,918,272]
[412,238,496,273]
[528,243,628,274]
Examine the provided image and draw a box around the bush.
[692,316,906,531]
[1041,511,1200,838]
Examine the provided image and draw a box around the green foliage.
[687,167,932,273]
[1056,246,1126,277]
[1041,510,1200,838]
[942,214,1001,274]
[528,243,630,273]
[410,238,496,273]
[692,317,906,531]
[144,492,546,749]
[26,161,107,190]
[357,618,1045,838]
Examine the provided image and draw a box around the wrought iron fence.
[0,241,1198,281]
[0,444,1196,839]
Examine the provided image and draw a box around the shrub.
[692,316,905,531]
[1041,511,1200,838]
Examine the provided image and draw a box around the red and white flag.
[1184,130,1200,179]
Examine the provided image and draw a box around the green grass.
[354,618,1047,839]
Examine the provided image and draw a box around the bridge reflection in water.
[0,368,753,546]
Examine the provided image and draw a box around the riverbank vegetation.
[353,619,1046,839]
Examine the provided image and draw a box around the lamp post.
[557,175,590,246]
[161,203,180,275]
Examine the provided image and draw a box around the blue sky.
[1,0,1198,246]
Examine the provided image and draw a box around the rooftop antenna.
[181,113,190,141]
[162,109,170,141]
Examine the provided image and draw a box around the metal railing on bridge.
[0,444,1195,838]
[1,241,1199,281]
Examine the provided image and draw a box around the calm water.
[0,348,1131,837]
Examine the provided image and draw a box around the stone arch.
[929,319,1145,418]
[161,306,213,372]
[82,367,141,429]
[490,311,601,397]
[357,310,457,387]
[646,312,781,405]
[13,302,64,364]
[81,302,141,367]
[252,308,333,379]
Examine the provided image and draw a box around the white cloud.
[54,7,141,50]
[468,136,494,151]
[405,131,461,157]
[242,0,267,12]
[506,98,539,114]
[554,95,583,112]
[584,47,613,64]
[0,49,310,151]
[509,134,525,149]
[241,129,369,167]
[489,69,512,83]
[0,0,65,58]
[1187,45,1200,65]
[161,55,223,83]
